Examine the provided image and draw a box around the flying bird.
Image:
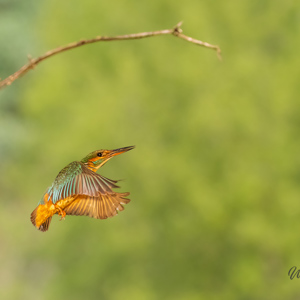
[31,146,134,232]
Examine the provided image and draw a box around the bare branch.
[0,22,221,89]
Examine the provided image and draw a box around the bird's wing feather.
[46,161,121,204]
[63,193,130,219]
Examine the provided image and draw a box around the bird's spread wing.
[45,161,130,218]
[63,193,130,219]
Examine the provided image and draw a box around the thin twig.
[0,22,221,89]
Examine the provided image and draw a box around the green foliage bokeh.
[1,1,300,299]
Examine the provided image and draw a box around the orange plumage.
[31,146,134,232]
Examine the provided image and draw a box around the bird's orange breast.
[34,193,76,227]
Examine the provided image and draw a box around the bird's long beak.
[109,145,135,157]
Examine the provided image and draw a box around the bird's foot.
[56,206,66,221]
[59,213,66,221]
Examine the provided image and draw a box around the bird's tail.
[30,206,52,232]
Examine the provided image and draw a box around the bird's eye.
[97,152,102,157]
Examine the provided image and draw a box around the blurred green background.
[1,0,300,299]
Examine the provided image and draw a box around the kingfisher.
[31,146,135,232]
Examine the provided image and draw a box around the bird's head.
[81,146,135,171]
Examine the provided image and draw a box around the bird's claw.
[56,206,66,221]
